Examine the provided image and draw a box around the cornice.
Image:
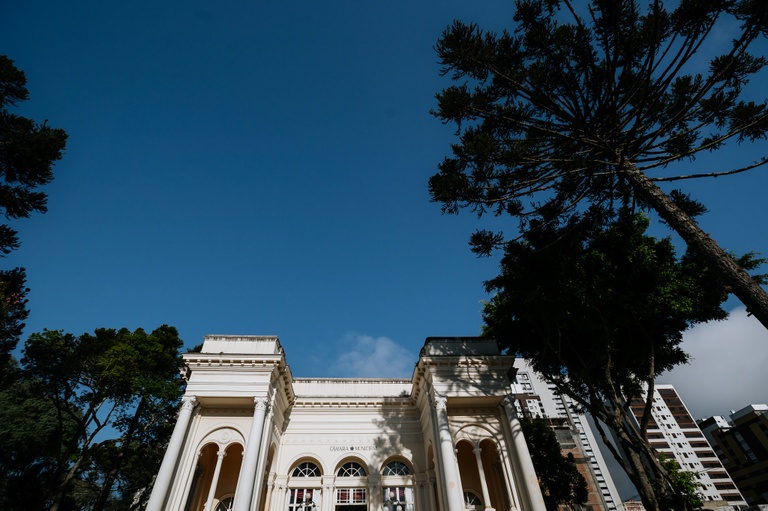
[184,354,285,369]
[291,399,416,410]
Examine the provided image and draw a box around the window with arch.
[337,461,367,477]
[289,461,322,511]
[464,491,483,511]
[381,460,414,511]
[291,461,321,477]
[288,489,318,510]
[335,460,368,508]
[382,461,412,476]
[215,496,234,511]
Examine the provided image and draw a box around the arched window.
[289,461,322,511]
[464,491,483,511]
[382,461,412,476]
[291,462,321,477]
[335,460,368,508]
[215,496,234,511]
[381,460,414,511]
[337,462,367,477]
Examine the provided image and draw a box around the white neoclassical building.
[146,335,546,511]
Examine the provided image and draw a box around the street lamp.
[384,490,404,511]
[296,491,315,509]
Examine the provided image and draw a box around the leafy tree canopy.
[520,418,588,510]
[0,55,67,256]
[430,0,768,328]
[482,213,741,509]
[16,325,185,511]
[0,55,66,369]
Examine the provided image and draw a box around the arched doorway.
[187,441,244,511]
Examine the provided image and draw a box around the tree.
[481,213,745,510]
[519,417,588,510]
[0,268,28,370]
[429,0,768,328]
[657,456,704,510]
[0,55,66,372]
[0,55,67,256]
[0,367,77,511]
[20,325,185,511]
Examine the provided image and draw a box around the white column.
[473,447,495,511]
[501,396,546,511]
[433,395,464,511]
[204,450,227,511]
[146,395,197,511]
[233,396,269,511]
[252,388,277,511]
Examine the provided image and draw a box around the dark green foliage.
[482,213,732,509]
[430,0,768,329]
[0,370,77,511]
[0,55,65,370]
[520,418,588,510]
[11,325,186,511]
[484,214,730,395]
[0,268,29,369]
[0,55,67,255]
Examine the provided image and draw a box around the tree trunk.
[92,398,147,511]
[622,161,768,331]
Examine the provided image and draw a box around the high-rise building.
[509,358,623,511]
[699,404,768,505]
[630,385,747,509]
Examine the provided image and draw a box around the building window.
[337,462,367,477]
[382,461,412,476]
[382,461,414,510]
[289,461,322,510]
[288,489,317,510]
[463,491,483,510]
[215,496,234,511]
[292,462,321,477]
[383,487,414,511]
[337,488,366,505]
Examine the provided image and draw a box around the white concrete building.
[146,336,547,511]
[510,359,623,511]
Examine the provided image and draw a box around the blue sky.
[2,0,767,423]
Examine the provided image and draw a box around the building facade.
[699,404,768,505]
[146,336,548,511]
[509,359,623,511]
[630,385,748,509]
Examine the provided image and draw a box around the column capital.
[181,395,197,410]
[434,395,448,411]
[254,396,268,410]
[500,395,519,417]
[217,450,227,459]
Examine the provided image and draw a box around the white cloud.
[332,332,416,378]
[660,306,768,420]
